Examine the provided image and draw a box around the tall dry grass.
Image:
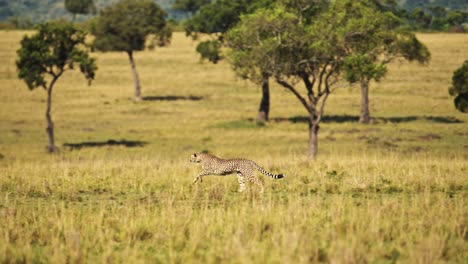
[0,31,467,263]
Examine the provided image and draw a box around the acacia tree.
[335,0,430,124]
[226,9,288,122]
[226,6,303,122]
[449,60,468,113]
[91,0,171,101]
[228,5,344,159]
[188,0,330,123]
[64,0,96,21]
[16,22,97,152]
[225,0,327,123]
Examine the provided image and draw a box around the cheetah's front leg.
[192,171,210,184]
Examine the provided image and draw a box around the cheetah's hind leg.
[253,178,264,193]
[236,173,246,192]
[248,174,264,193]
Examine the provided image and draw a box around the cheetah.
[190,152,284,193]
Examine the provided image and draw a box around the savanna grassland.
[0,31,467,263]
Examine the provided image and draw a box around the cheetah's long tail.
[253,163,284,179]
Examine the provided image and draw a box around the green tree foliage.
[4,16,34,29]
[186,0,325,122]
[0,0,185,23]
[65,0,96,21]
[402,0,431,11]
[226,6,303,122]
[16,21,97,152]
[227,4,344,159]
[409,7,433,28]
[195,40,221,63]
[185,0,327,62]
[172,0,211,15]
[333,0,430,123]
[404,5,468,31]
[0,0,64,23]
[449,61,468,113]
[91,0,172,101]
[184,0,276,122]
[226,6,304,83]
[184,0,268,35]
[184,0,275,62]
[403,0,468,12]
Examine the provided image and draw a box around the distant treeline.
[398,0,468,32]
[0,0,184,28]
[0,0,467,31]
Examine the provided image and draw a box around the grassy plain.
[0,31,467,263]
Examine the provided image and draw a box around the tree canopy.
[65,0,96,19]
[226,7,302,84]
[326,0,430,123]
[227,3,344,158]
[16,21,97,152]
[17,22,96,91]
[91,0,171,53]
[183,0,276,63]
[172,0,211,14]
[226,0,431,157]
[184,0,274,36]
[449,60,468,113]
[91,0,172,101]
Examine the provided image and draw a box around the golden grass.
[0,31,467,263]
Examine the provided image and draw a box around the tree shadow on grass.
[271,115,463,124]
[63,139,148,150]
[142,95,203,101]
[271,115,358,123]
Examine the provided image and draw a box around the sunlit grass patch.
[213,119,266,129]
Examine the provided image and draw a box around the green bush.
[449,60,468,113]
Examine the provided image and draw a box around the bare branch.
[317,60,330,96]
[324,62,337,93]
[276,77,311,113]
[300,71,314,99]
[315,91,330,125]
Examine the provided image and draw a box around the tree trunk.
[359,78,371,124]
[45,83,56,153]
[128,51,142,101]
[256,74,270,123]
[307,119,319,160]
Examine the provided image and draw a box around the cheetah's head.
[190,153,202,163]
